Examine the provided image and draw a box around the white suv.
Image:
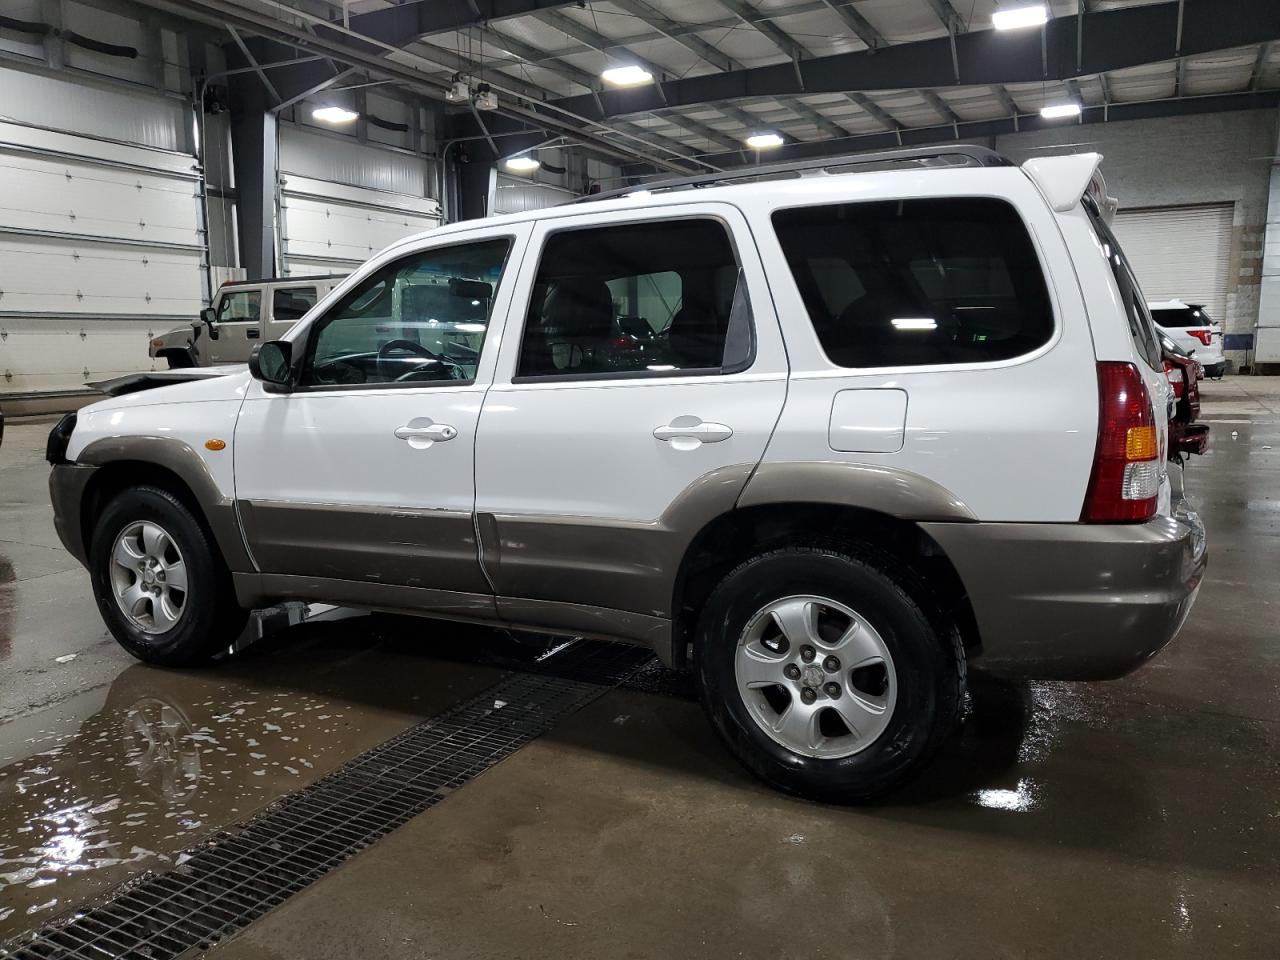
[48,147,1206,802]
[1148,299,1227,378]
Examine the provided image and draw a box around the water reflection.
[0,666,353,937]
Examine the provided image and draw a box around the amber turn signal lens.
[1124,425,1157,461]
[205,439,227,451]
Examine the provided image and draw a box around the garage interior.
[1,1,1279,957]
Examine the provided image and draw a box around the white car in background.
[1148,300,1226,378]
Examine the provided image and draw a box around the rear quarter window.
[771,198,1054,368]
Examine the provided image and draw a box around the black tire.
[162,351,195,370]
[89,486,247,666]
[694,544,965,803]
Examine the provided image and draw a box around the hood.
[83,369,253,413]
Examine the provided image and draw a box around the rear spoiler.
[1022,153,1118,223]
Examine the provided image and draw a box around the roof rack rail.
[574,144,1011,205]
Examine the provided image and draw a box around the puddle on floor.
[0,625,505,942]
[0,677,362,934]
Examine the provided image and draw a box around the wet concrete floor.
[2,377,1279,957]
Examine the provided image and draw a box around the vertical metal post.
[229,75,279,280]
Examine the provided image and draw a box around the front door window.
[215,290,261,323]
[301,238,511,387]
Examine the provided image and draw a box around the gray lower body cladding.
[53,452,1205,681]
[924,510,1207,681]
[49,464,97,565]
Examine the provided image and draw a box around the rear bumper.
[922,488,1207,681]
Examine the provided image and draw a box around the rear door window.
[516,218,750,378]
[273,286,317,323]
[771,198,1054,368]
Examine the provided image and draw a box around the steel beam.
[716,0,806,63]
[534,10,666,79]
[784,96,852,138]
[609,0,742,73]
[921,88,960,124]
[923,0,962,32]
[481,25,599,91]
[1251,41,1273,91]
[661,110,744,152]
[846,91,900,130]
[817,1,886,51]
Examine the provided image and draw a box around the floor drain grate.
[2,640,652,959]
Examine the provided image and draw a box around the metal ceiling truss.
[609,0,741,74]
[681,88,1280,170]
[134,0,702,173]
[131,0,1280,173]
[817,1,885,51]
[544,0,1280,122]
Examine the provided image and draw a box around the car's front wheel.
[89,486,247,666]
[695,544,964,803]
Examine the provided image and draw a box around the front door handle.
[653,416,733,447]
[246,328,260,339]
[394,418,457,449]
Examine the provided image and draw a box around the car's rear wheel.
[695,544,964,802]
[89,486,247,666]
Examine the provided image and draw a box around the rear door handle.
[653,416,733,446]
[394,418,457,449]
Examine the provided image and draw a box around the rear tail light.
[1164,360,1185,398]
[1188,329,1212,346]
[1082,361,1160,523]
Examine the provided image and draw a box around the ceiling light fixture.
[1040,102,1082,119]
[992,4,1048,31]
[504,154,541,173]
[312,105,358,124]
[745,132,784,149]
[602,65,653,87]
[891,317,938,330]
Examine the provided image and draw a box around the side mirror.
[200,307,219,340]
[249,340,293,390]
[449,278,493,301]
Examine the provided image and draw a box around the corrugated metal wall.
[0,68,190,153]
[279,127,430,198]
[493,175,575,214]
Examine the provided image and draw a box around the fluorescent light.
[891,317,937,331]
[312,105,358,124]
[504,155,540,172]
[1040,102,1082,119]
[745,132,784,149]
[992,4,1048,30]
[602,65,653,87]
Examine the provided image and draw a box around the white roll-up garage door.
[278,174,440,277]
[1112,203,1234,318]
[0,119,204,402]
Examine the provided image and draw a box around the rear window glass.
[1150,306,1212,329]
[771,198,1054,368]
[273,287,317,323]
